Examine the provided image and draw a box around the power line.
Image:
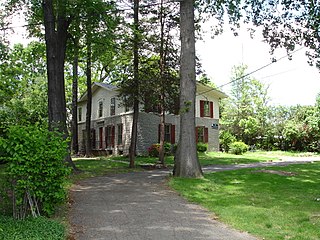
[260,68,297,80]
[197,46,305,96]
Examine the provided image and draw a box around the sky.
[7,16,320,107]
[196,25,320,107]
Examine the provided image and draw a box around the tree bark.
[129,0,139,168]
[71,33,79,154]
[173,0,203,178]
[42,0,77,170]
[85,25,93,157]
[158,0,166,166]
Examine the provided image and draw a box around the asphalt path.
[69,158,320,240]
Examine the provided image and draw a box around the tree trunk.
[71,34,79,154]
[42,0,77,170]
[158,0,166,166]
[85,27,93,157]
[158,105,165,165]
[129,0,139,168]
[173,0,202,178]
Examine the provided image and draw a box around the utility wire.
[197,46,305,96]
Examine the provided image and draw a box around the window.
[164,125,171,143]
[91,129,96,149]
[98,101,103,118]
[78,107,82,122]
[99,127,103,149]
[105,125,115,147]
[200,100,214,118]
[117,124,123,145]
[158,124,175,144]
[196,126,208,143]
[110,97,116,116]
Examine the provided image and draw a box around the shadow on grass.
[169,162,320,240]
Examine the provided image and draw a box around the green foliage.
[0,125,71,217]
[229,141,248,155]
[197,142,208,152]
[220,65,270,146]
[0,215,66,240]
[0,42,48,128]
[219,130,236,152]
[148,143,172,157]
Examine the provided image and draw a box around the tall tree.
[221,65,270,145]
[174,0,202,178]
[128,0,140,168]
[84,19,93,157]
[42,0,77,169]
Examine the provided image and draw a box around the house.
[77,82,227,155]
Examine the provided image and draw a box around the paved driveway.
[69,158,320,240]
[69,170,256,240]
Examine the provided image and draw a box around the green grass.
[106,151,284,167]
[169,162,320,240]
[70,157,139,182]
[0,216,66,240]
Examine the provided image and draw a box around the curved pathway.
[69,170,256,240]
[69,158,320,240]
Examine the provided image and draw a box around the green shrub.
[219,130,236,152]
[229,141,248,155]
[148,142,173,157]
[0,125,71,218]
[197,142,208,152]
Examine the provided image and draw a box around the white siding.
[195,94,220,119]
[78,87,127,123]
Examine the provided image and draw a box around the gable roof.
[78,81,227,103]
[196,82,228,99]
[78,82,118,103]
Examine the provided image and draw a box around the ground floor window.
[196,126,208,143]
[105,125,115,147]
[117,124,123,145]
[158,124,175,144]
[99,127,103,149]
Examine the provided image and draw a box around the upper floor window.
[78,107,82,122]
[98,101,103,118]
[110,97,116,116]
[200,100,214,118]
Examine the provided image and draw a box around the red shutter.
[158,124,161,143]
[111,126,115,147]
[171,125,175,144]
[99,127,103,149]
[200,100,204,117]
[210,101,214,118]
[91,129,96,149]
[195,127,198,143]
[105,127,108,146]
[204,127,208,143]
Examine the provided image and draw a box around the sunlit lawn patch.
[169,162,320,240]
[106,151,281,167]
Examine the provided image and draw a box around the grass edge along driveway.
[169,162,320,240]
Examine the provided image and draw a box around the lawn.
[106,150,306,167]
[0,151,318,240]
[169,162,320,240]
